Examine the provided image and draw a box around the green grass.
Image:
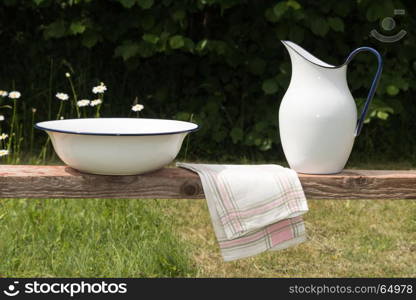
[157,198,416,277]
[0,198,195,277]
[0,197,414,277]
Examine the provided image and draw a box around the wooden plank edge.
[0,165,415,200]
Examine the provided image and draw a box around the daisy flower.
[0,133,8,141]
[0,90,8,97]
[56,92,69,101]
[8,91,21,99]
[0,115,4,121]
[77,99,90,107]
[65,72,71,78]
[90,99,102,107]
[132,104,144,112]
[0,149,9,157]
[92,82,107,94]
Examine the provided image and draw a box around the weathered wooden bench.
[0,165,415,199]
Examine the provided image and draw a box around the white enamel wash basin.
[35,118,199,175]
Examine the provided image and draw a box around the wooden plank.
[0,165,203,199]
[0,165,415,200]
[299,170,416,199]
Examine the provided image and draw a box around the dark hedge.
[0,0,415,162]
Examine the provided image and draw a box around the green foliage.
[0,0,415,161]
[327,17,344,32]
[69,20,86,35]
[169,35,185,49]
[262,78,279,95]
[115,41,140,61]
[310,17,329,37]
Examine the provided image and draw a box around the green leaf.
[377,111,389,120]
[386,85,399,96]
[115,42,140,61]
[172,10,186,22]
[328,17,344,32]
[183,38,195,51]
[254,121,268,132]
[273,2,288,20]
[311,18,329,37]
[212,41,228,55]
[119,0,136,8]
[137,0,153,9]
[175,112,191,121]
[196,39,208,52]
[230,127,244,144]
[264,8,278,23]
[43,20,67,39]
[69,21,86,35]
[286,0,301,10]
[262,78,279,95]
[81,30,99,48]
[142,33,159,44]
[169,35,185,49]
[137,41,154,58]
[33,0,45,5]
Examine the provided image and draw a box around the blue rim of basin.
[34,118,200,136]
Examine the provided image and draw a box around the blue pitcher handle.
[344,47,383,137]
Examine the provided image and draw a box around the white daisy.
[0,149,9,157]
[65,72,71,78]
[8,91,21,99]
[0,133,8,140]
[0,90,8,97]
[90,99,102,107]
[132,104,144,112]
[56,92,69,101]
[77,99,90,107]
[0,115,4,121]
[92,82,107,94]
[32,108,37,113]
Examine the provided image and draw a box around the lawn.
[167,198,416,277]
[0,196,415,277]
[0,198,195,277]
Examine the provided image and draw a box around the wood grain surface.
[0,165,415,200]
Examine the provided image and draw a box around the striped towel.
[177,163,308,261]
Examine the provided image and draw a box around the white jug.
[279,41,383,174]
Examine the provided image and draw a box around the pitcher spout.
[281,40,335,69]
[281,40,348,91]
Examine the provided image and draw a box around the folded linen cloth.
[177,163,309,261]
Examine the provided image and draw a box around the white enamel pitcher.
[279,41,383,174]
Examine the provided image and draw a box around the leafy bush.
[0,0,415,162]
